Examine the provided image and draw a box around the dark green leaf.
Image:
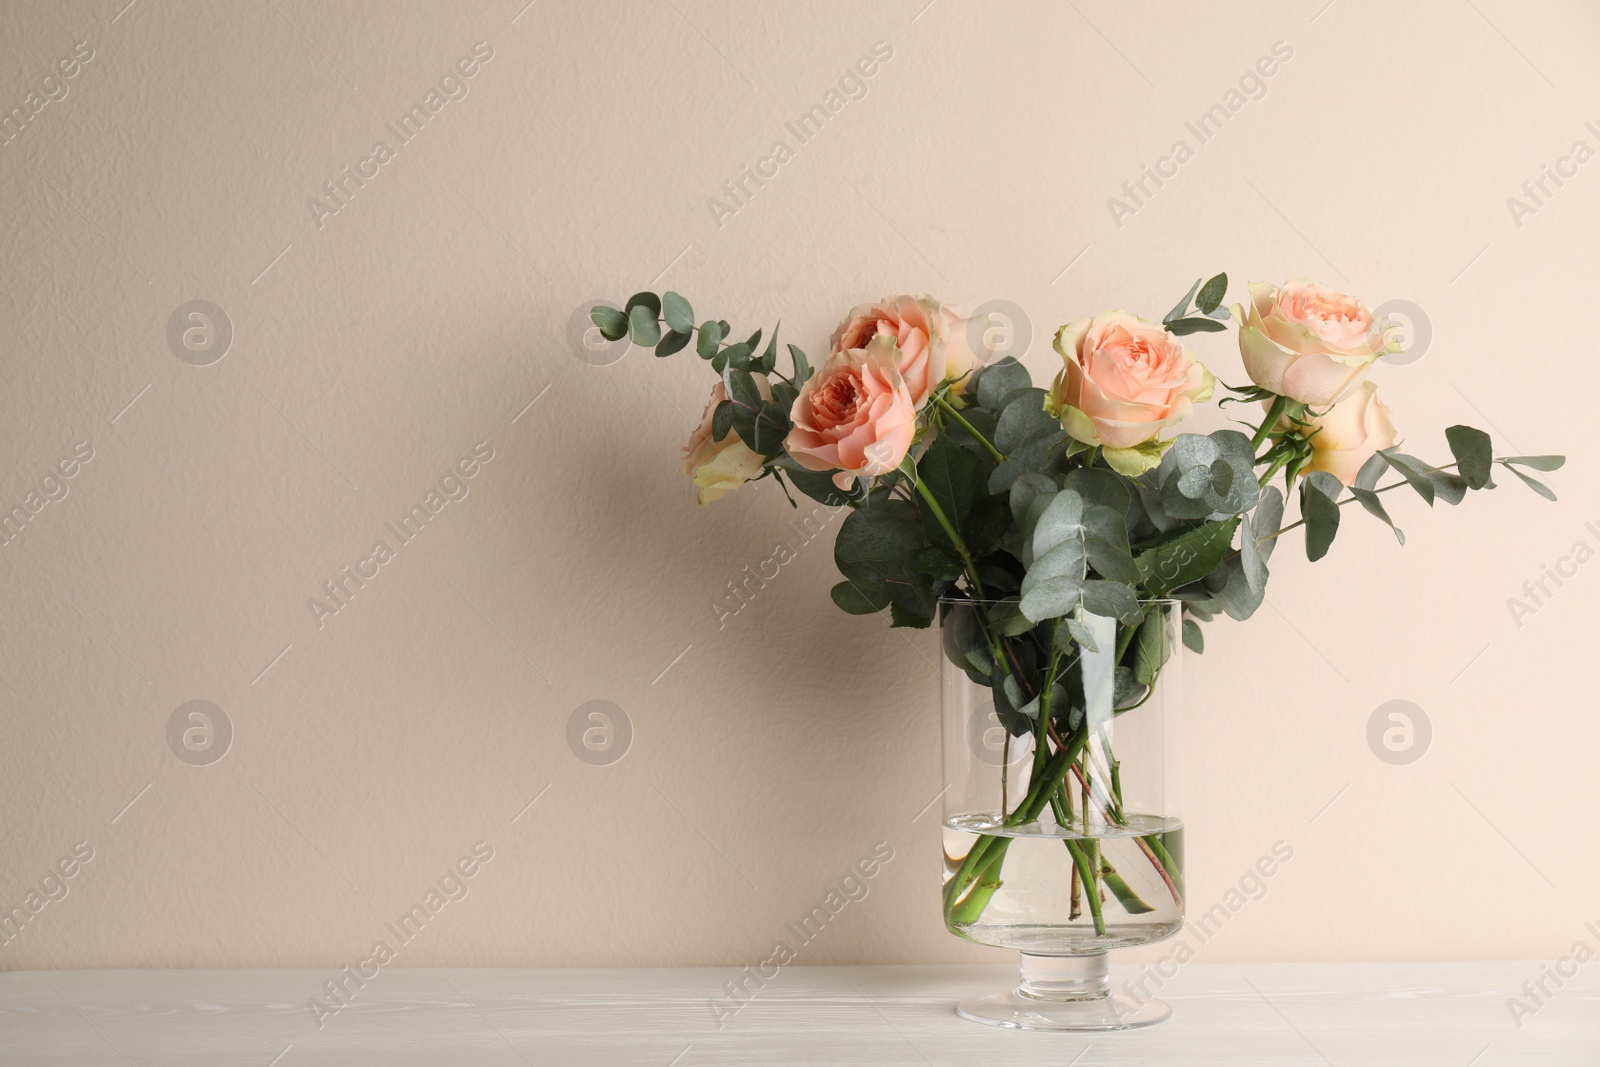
[788,343,811,386]
[834,500,924,568]
[711,399,734,441]
[1133,606,1168,686]
[1165,316,1228,336]
[831,579,888,614]
[974,358,1033,410]
[783,465,858,506]
[628,304,661,347]
[1301,471,1343,562]
[661,291,694,334]
[1379,449,1436,506]
[993,388,1057,453]
[624,292,660,317]
[590,305,628,341]
[917,432,988,548]
[1430,470,1468,505]
[1134,518,1240,597]
[1182,617,1204,654]
[1445,425,1494,489]
[655,329,691,356]
[890,601,933,628]
[756,326,779,374]
[1196,272,1228,314]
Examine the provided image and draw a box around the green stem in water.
[942,730,1091,918]
[1063,838,1107,937]
[1139,834,1185,904]
[946,839,1011,927]
[933,395,1006,464]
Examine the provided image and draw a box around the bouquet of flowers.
[591,276,1563,937]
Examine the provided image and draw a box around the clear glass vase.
[940,597,1185,1031]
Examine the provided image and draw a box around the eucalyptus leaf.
[1379,449,1436,506]
[1350,486,1405,545]
[1301,471,1343,562]
[1080,580,1142,623]
[1445,425,1494,489]
[655,328,691,356]
[1196,272,1228,314]
[1166,316,1229,336]
[1502,462,1557,500]
[624,291,660,317]
[1182,617,1205,654]
[590,305,628,341]
[661,291,694,334]
[696,319,726,359]
[975,358,1033,410]
[628,304,661,347]
[1165,278,1202,324]
[1501,455,1564,472]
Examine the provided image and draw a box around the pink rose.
[1046,310,1214,475]
[682,375,772,504]
[1286,380,1398,486]
[1237,280,1386,406]
[829,295,990,408]
[786,337,916,488]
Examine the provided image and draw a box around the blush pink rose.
[1285,380,1398,486]
[682,375,771,504]
[786,337,916,488]
[1046,310,1214,475]
[829,295,990,408]
[1237,280,1386,406]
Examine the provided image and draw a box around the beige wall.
[0,0,1595,973]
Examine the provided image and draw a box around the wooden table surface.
[2,962,1595,1064]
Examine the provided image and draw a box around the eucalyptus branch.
[1257,462,1461,545]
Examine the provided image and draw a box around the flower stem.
[903,459,986,599]
[934,395,1006,463]
[1252,395,1289,451]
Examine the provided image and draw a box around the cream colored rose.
[1284,381,1398,486]
[1237,280,1387,406]
[829,295,991,407]
[1045,310,1213,476]
[682,375,772,504]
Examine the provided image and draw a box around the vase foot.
[956,989,1170,1031]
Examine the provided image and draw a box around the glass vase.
[939,597,1185,1031]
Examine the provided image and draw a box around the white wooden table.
[2,962,1594,1064]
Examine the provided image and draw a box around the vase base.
[956,990,1170,1032]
